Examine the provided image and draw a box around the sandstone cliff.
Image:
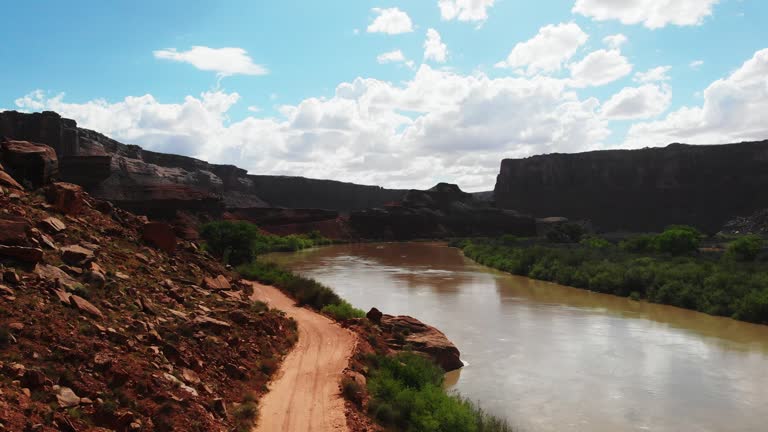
[0,111,406,218]
[494,141,768,233]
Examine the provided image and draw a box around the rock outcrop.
[350,183,536,239]
[1,140,59,188]
[380,314,463,372]
[494,141,768,233]
[0,154,298,431]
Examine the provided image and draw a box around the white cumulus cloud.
[424,29,448,63]
[569,49,633,87]
[497,22,589,75]
[15,66,611,191]
[367,8,414,34]
[377,50,407,63]
[153,46,268,77]
[690,60,704,70]
[572,0,720,29]
[625,48,768,147]
[602,84,672,119]
[634,66,671,83]
[603,34,628,49]
[438,0,496,24]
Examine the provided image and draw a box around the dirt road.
[250,281,355,432]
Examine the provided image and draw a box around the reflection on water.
[265,242,768,432]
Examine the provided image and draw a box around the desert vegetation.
[454,227,768,324]
[200,220,332,265]
[365,352,517,432]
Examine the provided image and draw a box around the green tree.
[653,226,701,255]
[200,221,260,265]
[727,235,764,262]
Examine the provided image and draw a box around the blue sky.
[2,0,767,190]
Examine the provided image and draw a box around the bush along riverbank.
[452,227,768,324]
[200,220,333,266]
[200,220,365,320]
[360,352,517,432]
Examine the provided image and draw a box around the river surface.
[264,242,768,432]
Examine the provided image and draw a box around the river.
[264,242,768,432]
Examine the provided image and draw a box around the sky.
[1,0,767,191]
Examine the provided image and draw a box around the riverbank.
[236,256,515,431]
[452,234,768,325]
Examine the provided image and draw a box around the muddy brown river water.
[265,242,768,432]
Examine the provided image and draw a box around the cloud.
[572,0,720,29]
[367,8,414,34]
[438,0,496,24]
[15,67,610,191]
[247,106,262,113]
[424,29,447,63]
[377,50,407,63]
[153,46,268,77]
[497,23,589,74]
[634,66,671,83]
[690,60,704,70]
[624,48,768,147]
[603,34,628,49]
[569,49,633,87]
[602,84,672,119]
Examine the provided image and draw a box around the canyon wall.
[494,141,768,233]
[0,111,405,215]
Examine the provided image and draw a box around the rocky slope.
[0,162,297,430]
[494,141,768,233]
[0,111,406,219]
[350,183,536,240]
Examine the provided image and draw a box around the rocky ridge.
[0,164,297,430]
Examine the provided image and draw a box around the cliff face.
[351,183,536,239]
[0,111,406,216]
[494,141,768,233]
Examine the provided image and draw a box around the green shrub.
[727,235,764,262]
[367,353,515,432]
[457,237,768,325]
[238,260,359,318]
[200,220,332,265]
[546,223,585,243]
[342,376,364,405]
[652,226,701,255]
[200,221,261,265]
[620,234,655,253]
[580,236,611,249]
[321,300,365,320]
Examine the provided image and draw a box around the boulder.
[35,264,80,291]
[0,218,30,245]
[46,182,86,215]
[0,140,58,188]
[40,217,67,234]
[191,315,232,330]
[39,217,66,233]
[366,307,383,324]
[55,386,81,408]
[0,245,43,263]
[0,168,23,190]
[142,222,177,253]
[61,245,95,266]
[381,314,463,372]
[70,295,104,319]
[203,275,231,291]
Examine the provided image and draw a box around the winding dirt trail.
[250,281,355,432]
